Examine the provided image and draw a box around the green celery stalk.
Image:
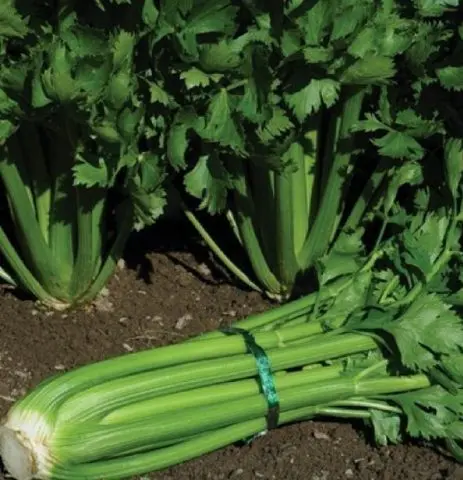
[69,188,105,299]
[184,207,263,293]
[298,87,367,269]
[101,364,345,425]
[0,140,65,299]
[53,373,429,465]
[290,140,314,257]
[18,123,51,243]
[0,226,58,304]
[230,159,282,295]
[274,169,298,290]
[54,331,375,423]
[246,161,277,274]
[76,202,133,304]
[46,125,78,295]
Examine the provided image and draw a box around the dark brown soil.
[0,222,462,480]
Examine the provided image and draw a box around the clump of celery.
[0,2,165,307]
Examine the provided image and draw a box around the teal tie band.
[220,327,280,430]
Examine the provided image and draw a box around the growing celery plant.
[0,1,165,308]
[147,0,453,299]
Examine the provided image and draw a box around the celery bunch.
[0,2,165,307]
[155,0,462,299]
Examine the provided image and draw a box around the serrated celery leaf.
[318,231,365,285]
[142,0,159,29]
[340,56,396,85]
[437,66,463,91]
[444,138,463,198]
[73,155,111,188]
[167,111,199,170]
[369,410,402,445]
[372,131,424,160]
[180,68,211,90]
[389,294,463,372]
[391,386,463,440]
[185,0,238,36]
[256,108,294,145]
[184,154,229,214]
[200,89,245,153]
[284,78,340,122]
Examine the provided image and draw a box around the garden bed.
[0,221,461,480]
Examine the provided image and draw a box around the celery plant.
[148,0,456,299]
[0,1,165,307]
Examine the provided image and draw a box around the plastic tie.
[220,327,280,430]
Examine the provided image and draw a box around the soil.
[0,220,462,480]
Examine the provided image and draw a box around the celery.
[2,285,463,479]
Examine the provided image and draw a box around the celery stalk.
[298,87,367,269]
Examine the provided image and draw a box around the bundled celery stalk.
[0,2,165,308]
[0,304,458,480]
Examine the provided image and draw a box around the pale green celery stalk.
[43,370,428,480]
[332,398,402,414]
[194,287,322,341]
[44,407,321,479]
[275,171,298,289]
[0,226,57,303]
[101,363,345,424]
[224,274,355,334]
[230,158,282,295]
[12,328,374,436]
[184,207,263,293]
[292,133,317,256]
[53,373,429,467]
[0,264,16,285]
[55,331,375,424]
[69,187,105,300]
[298,87,367,268]
[19,123,51,243]
[0,140,64,300]
[225,209,243,245]
[76,201,133,304]
[90,189,105,275]
[10,321,331,423]
[46,125,77,296]
[274,146,299,290]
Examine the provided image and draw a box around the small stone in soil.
[175,313,193,329]
[313,430,331,440]
[93,288,114,312]
[228,469,244,478]
[198,263,212,277]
